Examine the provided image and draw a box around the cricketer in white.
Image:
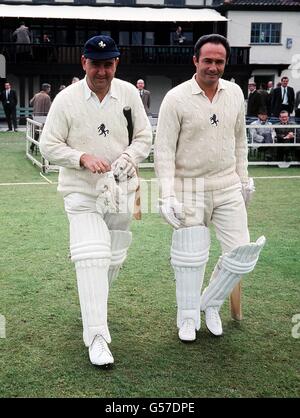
[40,35,152,366]
[154,34,266,342]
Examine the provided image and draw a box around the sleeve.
[121,87,153,165]
[234,90,249,184]
[154,93,180,198]
[39,95,84,169]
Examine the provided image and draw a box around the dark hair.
[194,34,231,62]
[281,76,289,81]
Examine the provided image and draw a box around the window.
[119,32,130,46]
[251,23,281,44]
[132,32,142,46]
[144,32,154,46]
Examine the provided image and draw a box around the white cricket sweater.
[40,78,152,197]
[154,76,248,197]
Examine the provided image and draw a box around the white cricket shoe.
[205,307,223,336]
[89,335,114,366]
[178,318,196,342]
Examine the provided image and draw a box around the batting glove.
[241,177,255,207]
[112,153,136,182]
[159,196,185,229]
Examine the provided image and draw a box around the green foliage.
[0,133,299,397]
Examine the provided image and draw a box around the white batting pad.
[69,213,112,346]
[201,236,266,311]
[171,226,210,329]
[108,230,132,287]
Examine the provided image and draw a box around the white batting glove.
[159,196,185,229]
[95,172,124,215]
[241,177,255,207]
[112,153,136,182]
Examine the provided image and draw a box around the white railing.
[25,118,60,173]
[247,123,300,168]
[25,117,300,171]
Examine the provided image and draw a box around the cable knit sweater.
[154,76,248,198]
[40,78,152,197]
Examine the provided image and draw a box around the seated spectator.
[275,110,295,161]
[250,109,274,144]
[250,109,275,161]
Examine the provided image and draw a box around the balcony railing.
[0,43,250,66]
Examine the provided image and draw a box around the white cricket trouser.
[180,183,250,252]
[65,191,135,347]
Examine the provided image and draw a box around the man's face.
[81,57,118,94]
[248,83,256,92]
[267,81,273,89]
[258,113,268,122]
[136,81,144,90]
[279,113,289,124]
[281,78,289,87]
[4,83,10,90]
[193,43,226,88]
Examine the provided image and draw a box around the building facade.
[216,0,300,94]
[0,0,251,114]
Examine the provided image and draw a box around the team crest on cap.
[98,41,106,49]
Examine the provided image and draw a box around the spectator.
[267,81,274,94]
[71,77,80,84]
[250,109,274,161]
[30,83,52,123]
[294,90,300,121]
[271,76,295,117]
[136,79,151,115]
[0,82,18,132]
[247,82,263,118]
[275,110,295,161]
[41,33,52,62]
[257,83,270,116]
[39,35,152,367]
[12,22,31,60]
[58,85,66,92]
[250,109,274,144]
[173,26,186,45]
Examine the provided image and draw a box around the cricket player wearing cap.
[40,35,152,367]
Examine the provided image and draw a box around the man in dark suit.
[136,79,151,115]
[271,76,295,117]
[0,82,18,131]
[247,82,263,118]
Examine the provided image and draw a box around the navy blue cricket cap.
[83,35,120,60]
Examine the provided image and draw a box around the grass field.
[0,132,299,398]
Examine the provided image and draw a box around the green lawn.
[0,132,299,398]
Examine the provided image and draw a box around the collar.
[191,74,226,95]
[83,76,118,101]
